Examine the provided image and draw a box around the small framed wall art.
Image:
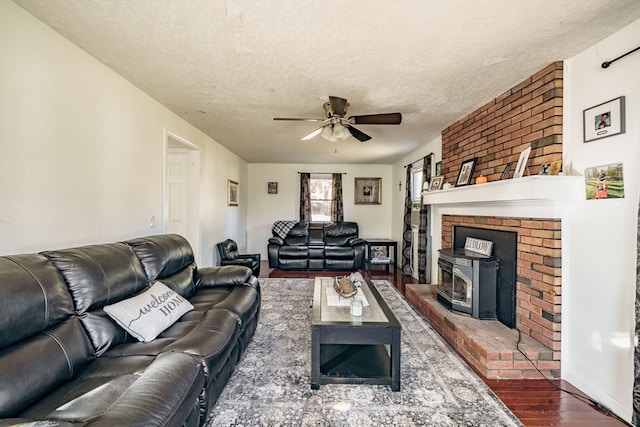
[227,179,238,206]
[583,96,625,143]
[455,158,476,187]
[354,177,381,204]
[267,182,278,194]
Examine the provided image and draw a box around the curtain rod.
[297,172,347,174]
[404,152,434,168]
[602,46,640,68]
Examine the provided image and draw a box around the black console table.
[364,238,397,272]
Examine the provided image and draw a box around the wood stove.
[437,248,498,319]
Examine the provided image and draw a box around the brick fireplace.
[407,208,566,379]
[404,61,580,379]
[442,214,562,354]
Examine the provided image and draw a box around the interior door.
[164,130,201,264]
[166,149,188,237]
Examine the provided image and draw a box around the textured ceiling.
[13,0,640,164]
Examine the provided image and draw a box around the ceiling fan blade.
[273,117,326,122]
[301,126,324,141]
[350,112,402,125]
[346,125,371,142]
[328,96,349,117]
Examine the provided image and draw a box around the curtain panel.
[299,173,311,222]
[401,165,413,275]
[418,156,432,283]
[331,173,344,222]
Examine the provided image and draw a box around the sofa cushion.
[283,222,309,246]
[124,234,197,298]
[325,246,354,260]
[43,243,150,355]
[0,254,75,349]
[19,352,204,426]
[104,282,194,343]
[0,317,94,418]
[324,222,359,246]
[43,243,149,314]
[279,246,309,259]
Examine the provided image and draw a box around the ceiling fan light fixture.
[321,122,351,142]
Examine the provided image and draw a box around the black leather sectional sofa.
[267,221,366,270]
[0,234,260,426]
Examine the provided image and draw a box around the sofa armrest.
[347,237,367,247]
[220,258,254,269]
[268,236,284,246]
[197,265,252,288]
[238,253,261,263]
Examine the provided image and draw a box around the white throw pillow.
[104,282,194,342]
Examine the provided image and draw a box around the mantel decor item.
[267,182,278,194]
[548,159,563,175]
[583,96,625,143]
[227,179,238,206]
[513,146,531,179]
[500,162,512,180]
[455,158,477,187]
[354,177,381,204]
[429,176,444,191]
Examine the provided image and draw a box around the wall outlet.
[149,215,155,228]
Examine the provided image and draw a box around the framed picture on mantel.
[513,146,531,179]
[455,158,476,187]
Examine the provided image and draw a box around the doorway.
[164,129,201,263]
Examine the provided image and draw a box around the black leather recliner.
[267,221,365,270]
[216,239,261,276]
[0,234,260,426]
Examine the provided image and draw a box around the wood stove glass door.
[452,266,472,312]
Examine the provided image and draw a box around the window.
[309,174,332,221]
[411,167,423,202]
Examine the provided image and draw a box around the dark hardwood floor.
[260,262,630,427]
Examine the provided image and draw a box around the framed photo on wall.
[267,181,278,194]
[227,179,238,206]
[354,177,381,204]
[583,96,625,143]
[455,158,476,187]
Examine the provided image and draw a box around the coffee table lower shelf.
[314,344,393,388]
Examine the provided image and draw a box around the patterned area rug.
[208,279,522,426]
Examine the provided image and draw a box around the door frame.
[163,128,201,263]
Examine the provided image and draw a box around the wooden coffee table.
[310,277,401,391]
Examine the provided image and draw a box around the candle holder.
[350,297,363,317]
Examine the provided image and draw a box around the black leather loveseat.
[0,234,260,427]
[267,221,365,270]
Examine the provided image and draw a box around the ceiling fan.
[273,96,402,142]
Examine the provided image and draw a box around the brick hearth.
[406,284,559,379]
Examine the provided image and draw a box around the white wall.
[0,2,247,267]
[246,163,392,256]
[562,19,640,422]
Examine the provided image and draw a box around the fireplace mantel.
[422,175,583,207]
